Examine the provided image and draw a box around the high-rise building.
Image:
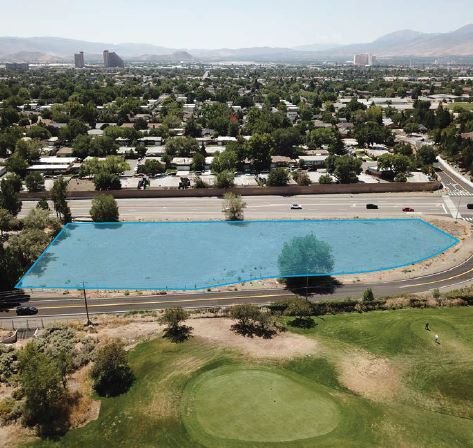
[353,54,377,67]
[5,63,29,71]
[103,50,124,68]
[74,51,85,68]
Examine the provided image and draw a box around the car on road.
[290,204,303,210]
[467,204,473,210]
[402,207,415,213]
[16,306,38,316]
[366,204,379,209]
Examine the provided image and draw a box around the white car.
[290,203,303,210]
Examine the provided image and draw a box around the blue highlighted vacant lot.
[16,219,459,291]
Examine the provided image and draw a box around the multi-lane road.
[19,193,468,221]
[6,168,473,322]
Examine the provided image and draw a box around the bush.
[0,397,22,424]
[90,339,134,397]
[362,288,375,302]
[194,177,208,188]
[25,172,45,192]
[293,171,311,186]
[93,172,121,191]
[215,170,235,188]
[319,174,333,184]
[267,168,289,186]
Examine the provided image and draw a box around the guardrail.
[19,181,443,201]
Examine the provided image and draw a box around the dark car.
[467,204,473,210]
[402,207,415,213]
[16,306,38,316]
[366,204,379,210]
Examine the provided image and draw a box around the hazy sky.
[1,0,472,48]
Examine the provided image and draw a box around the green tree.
[191,152,206,172]
[90,339,134,397]
[51,177,71,223]
[284,298,315,328]
[165,136,198,157]
[6,153,29,178]
[90,194,119,222]
[93,172,121,191]
[137,159,165,176]
[326,154,362,184]
[18,342,69,436]
[211,149,238,173]
[25,172,45,192]
[222,192,246,221]
[416,145,437,166]
[0,208,16,236]
[307,128,344,154]
[159,307,192,342]
[278,234,334,278]
[246,134,273,172]
[267,168,289,186]
[0,177,22,216]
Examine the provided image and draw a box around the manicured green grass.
[183,367,340,443]
[25,307,473,448]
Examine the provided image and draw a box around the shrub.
[267,168,289,186]
[0,397,22,424]
[90,339,134,397]
[362,288,375,302]
[215,170,235,188]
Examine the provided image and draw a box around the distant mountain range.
[0,24,472,64]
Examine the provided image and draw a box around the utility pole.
[82,282,92,326]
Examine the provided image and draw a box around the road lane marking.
[36,293,295,310]
[399,266,473,288]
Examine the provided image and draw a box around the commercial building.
[353,54,377,67]
[74,51,85,68]
[5,63,29,71]
[103,50,124,68]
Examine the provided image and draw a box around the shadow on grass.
[162,325,193,343]
[288,317,317,329]
[284,276,342,296]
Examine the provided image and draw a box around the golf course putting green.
[183,367,341,443]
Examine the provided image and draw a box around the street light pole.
[82,282,92,326]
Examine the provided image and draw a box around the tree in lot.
[51,177,71,223]
[165,136,199,157]
[18,342,69,436]
[306,128,344,154]
[416,145,437,166]
[94,172,122,191]
[211,149,238,173]
[271,127,301,157]
[293,171,311,186]
[215,170,235,189]
[284,298,315,328]
[377,153,413,182]
[90,194,119,222]
[326,154,362,184]
[222,192,246,221]
[159,307,192,342]
[246,133,273,172]
[6,153,29,178]
[230,304,277,338]
[278,234,334,279]
[267,168,289,186]
[90,339,134,397]
[354,121,386,147]
[25,172,45,192]
[0,177,22,216]
[191,152,206,172]
[319,174,333,184]
[137,159,165,176]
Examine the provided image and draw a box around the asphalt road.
[20,193,451,220]
[6,171,473,323]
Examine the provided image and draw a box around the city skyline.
[0,0,472,49]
